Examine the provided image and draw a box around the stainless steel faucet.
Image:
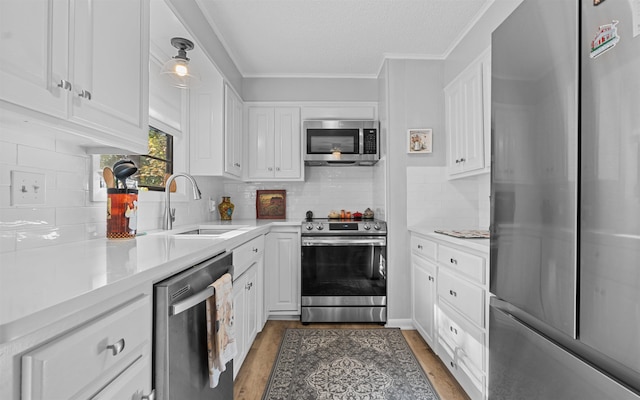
[164,173,202,230]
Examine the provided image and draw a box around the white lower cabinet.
[21,294,153,400]
[412,253,437,349]
[232,235,265,378]
[410,232,489,400]
[265,228,301,316]
[232,263,259,378]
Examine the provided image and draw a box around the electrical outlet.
[11,171,46,205]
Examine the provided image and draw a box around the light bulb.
[174,63,188,77]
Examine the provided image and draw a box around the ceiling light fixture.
[161,37,200,89]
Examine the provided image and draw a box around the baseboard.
[267,314,301,321]
[386,318,415,330]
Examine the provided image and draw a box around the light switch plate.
[11,171,46,205]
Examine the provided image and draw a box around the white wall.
[243,77,378,102]
[0,125,224,253]
[382,58,445,324]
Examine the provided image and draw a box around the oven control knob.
[363,223,371,230]
[305,223,314,231]
[316,224,324,230]
[374,223,381,230]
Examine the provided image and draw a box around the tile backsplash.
[222,166,382,221]
[0,126,223,253]
[406,166,489,230]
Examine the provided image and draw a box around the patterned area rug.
[262,328,441,400]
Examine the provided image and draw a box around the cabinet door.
[189,60,225,175]
[459,62,485,173]
[446,82,465,175]
[245,265,259,349]
[248,107,275,179]
[70,0,149,149]
[265,232,301,314]
[91,353,152,400]
[232,272,247,378]
[273,107,301,179]
[412,256,437,349]
[224,84,243,178]
[0,0,69,118]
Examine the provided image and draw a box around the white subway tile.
[0,141,17,165]
[0,207,55,230]
[56,206,104,225]
[0,126,55,150]
[18,145,86,173]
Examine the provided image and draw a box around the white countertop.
[0,219,300,343]
[408,226,490,253]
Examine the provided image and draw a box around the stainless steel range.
[301,218,387,323]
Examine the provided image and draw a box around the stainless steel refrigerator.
[490,0,640,398]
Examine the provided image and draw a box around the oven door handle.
[302,238,386,246]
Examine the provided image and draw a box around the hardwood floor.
[233,320,470,400]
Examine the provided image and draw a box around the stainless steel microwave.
[303,120,380,166]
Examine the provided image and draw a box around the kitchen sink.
[172,225,250,237]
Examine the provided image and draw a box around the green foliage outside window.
[100,127,173,190]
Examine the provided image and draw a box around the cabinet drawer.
[22,295,151,400]
[438,336,484,400]
[234,235,265,277]
[437,301,485,375]
[438,270,485,327]
[411,235,436,260]
[438,245,485,284]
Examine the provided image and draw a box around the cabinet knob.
[78,89,92,100]
[234,162,241,167]
[417,244,423,250]
[106,338,125,356]
[450,258,458,265]
[252,248,258,253]
[141,389,156,400]
[276,167,280,171]
[57,79,72,91]
[268,167,273,171]
[449,289,457,297]
[428,275,434,282]
[460,158,466,162]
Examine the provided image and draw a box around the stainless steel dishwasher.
[154,251,234,400]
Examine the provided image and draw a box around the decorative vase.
[218,196,235,220]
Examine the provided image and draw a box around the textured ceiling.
[195,0,494,78]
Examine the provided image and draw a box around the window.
[100,127,173,191]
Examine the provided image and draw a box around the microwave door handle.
[170,286,215,316]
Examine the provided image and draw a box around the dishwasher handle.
[170,286,214,316]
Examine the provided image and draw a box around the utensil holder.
[107,189,138,239]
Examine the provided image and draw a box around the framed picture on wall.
[256,190,287,219]
[407,128,433,154]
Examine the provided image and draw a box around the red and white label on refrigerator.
[590,20,620,58]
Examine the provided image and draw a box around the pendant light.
[161,37,200,89]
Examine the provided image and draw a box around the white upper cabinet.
[445,48,491,179]
[189,59,225,176]
[224,84,243,178]
[248,107,301,180]
[0,0,150,154]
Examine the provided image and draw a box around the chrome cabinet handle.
[78,90,92,100]
[450,326,458,335]
[106,338,125,356]
[141,389,156,400]
[276,167,280,171]
[449,289,457,297]
[252,248,259,253]
[234,162,241,167]
[417,244,423,250]
[450,361,456,368]
[460,158,466,162]
[268,167,273,171]
[245,282,253,290]
[428,275,434,282]
[450,258,458,265]
[57,79,72,91]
